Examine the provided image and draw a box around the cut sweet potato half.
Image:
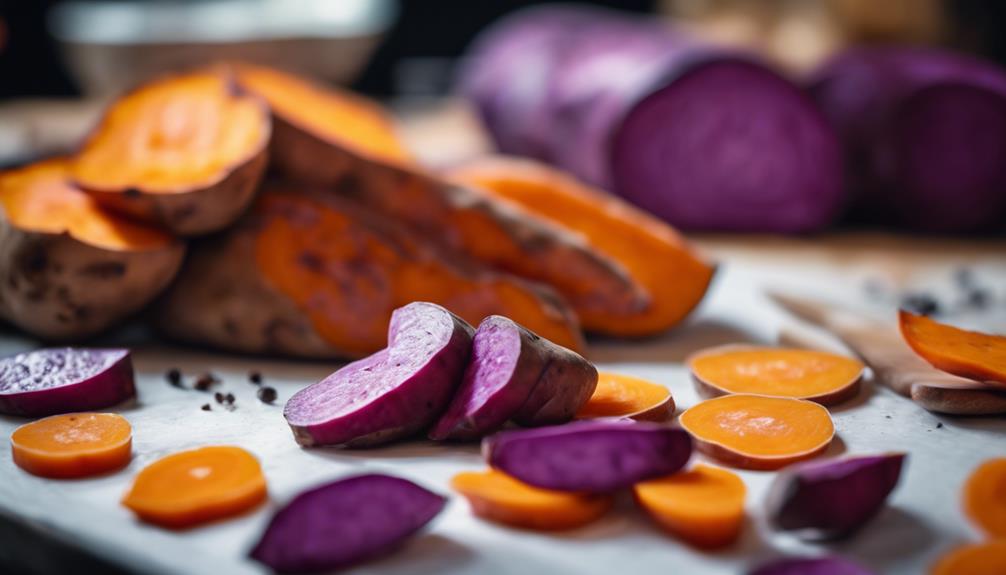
[11,412,132,479]
[154,183,583,358]
[446,156,716,336]
[679,394,835,471]
[0,160,184,340]
[964,458,1006,538]
[900,310,1006,387]
[72,68,270,236]
[689,345,864,406]
[575,372,674,421]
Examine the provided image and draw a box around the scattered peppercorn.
[900,293,940,316]
[937,422,944,429]
[194,372,220,392]
[201,404,211,411]
[214,392,226,404]
[165,368,183,388]
[225,393,235,405]
[257,386,278,404]
[249,371,263,385]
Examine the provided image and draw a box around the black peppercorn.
[166,368,183,388]
[249,371,263,385]
[257,386,277,404]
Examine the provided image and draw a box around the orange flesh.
[963,458,1006,538]
[633,464,746,548]
[121,445,267,529]
[931,541,1006,575]
[254,192,582,356]
[446,157,715,335]
[235,64,413,166]
[900,310,1006,386]
[679,394,834,470]
[452,469,612,531]
[690,346,864,403]
[0,160,174,250]
[576,372,673,420]
[11,413,132,479]
[73,70,267,193]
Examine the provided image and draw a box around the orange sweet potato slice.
[633,464,746,548]
[963,458,1006,538]
[689,345,865,406]
[452,468,613,531]
[900,310,1006,386]
[0,159,184,339]
[72,69,270,236]
[11,412,132,478]
[154,184,583,358]
[931,541,1006,575]
[445,156,715,336]
[679,394,835,470]
[575,372,674,421]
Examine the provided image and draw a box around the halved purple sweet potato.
[249,474,446,573]
[0,348,135,417]
[750,556,875,575]
[429,315,597,441]
[765,453,906,539]
[483,421,692,493]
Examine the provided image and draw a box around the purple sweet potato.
[428,315,597,441]
[483,420,692,493]
[249,474,446,573]
[0,348,135,417]
[809,47,1006,232]
[283,302,474,447]
[750,556,875,575]
[765,453,906,539]
[459,5,844,233]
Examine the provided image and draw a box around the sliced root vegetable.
[766,453,905,539]
[452,468,612,531]
[284,302,474,447]
[576,372,674,421]
[931,541,1006,575]
[750,556,875,575]
[899,310,1006,386]
[964,457,1006,538]
[484,421,691,492]
[121,445,267,529]
[250,474,445,574]
[633,464,745,548]
[689,345,865,406]
[446,156,715,336]
[72,68,270,236]
[430,315,596,441]
[0,348,135,417]
[0,160,184,340]
[154,186,583,358]
[11,412,132,478]
[679,394,834,470]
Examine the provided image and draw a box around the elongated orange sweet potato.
[679,394,835,470]
[0,160,184,339]
[689,345,864,406]
[154,184,582,358]
[446,156,715,335]
[11,412,132,478]
[900,310,1006,386]
[633,464,746,548]
[452,468,613,531]
[575,372,674,421]
[72,69,270,236]
[931,541,1006,575]
[236,65,645,324]
[964,458,1006,538]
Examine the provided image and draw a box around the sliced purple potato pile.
[0,347,135,416]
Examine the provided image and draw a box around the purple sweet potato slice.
[0,348,135,417]
[765,453,906,540]
[750,556,875,575]
[428,315,597,441]
[249,473,446,574]
[283,302,474,447]
[483,420,692,493]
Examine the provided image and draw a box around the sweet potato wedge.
[153,183,582,358]
[446,156,715,336]
[899,310,1006,386]
[0,160,184,339]
[72,69,270,236]
[576,372,674,421]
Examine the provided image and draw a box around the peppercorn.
[257,386,278,404]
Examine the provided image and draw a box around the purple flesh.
[810,47,1006,232]
[0,348,135,417]
[283,302,474,447]
[483,420,692,493]
[750,556,875,575]
[249,474,446,574]
[429,315,596,441]
[766,453,906,540]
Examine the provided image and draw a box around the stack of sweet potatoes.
[0,64,715,358]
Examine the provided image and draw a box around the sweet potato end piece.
[900,310,1006,386]
[575,372,674,421]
